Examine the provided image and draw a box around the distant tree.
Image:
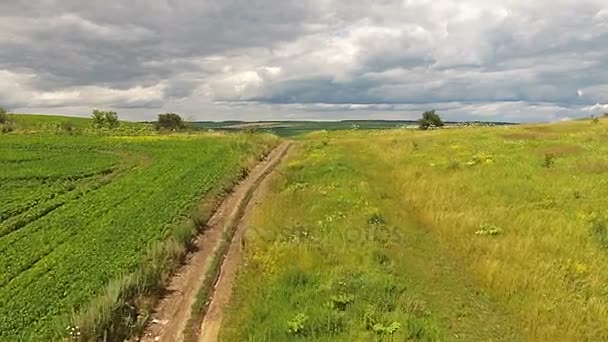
[418,110,444,130]
[91,110,105,128]
[105,111,119,128]
[0,107,8,124]
[91,110,120,129]
[156,113,185,131]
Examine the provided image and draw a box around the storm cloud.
[1,0,607,122]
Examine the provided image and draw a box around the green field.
[0,124,278,340]
[221,118,608,341]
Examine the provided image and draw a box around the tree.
[91,110,120,129]
[105,111,119,129]
[0,107,8,124]
[156,113,185,131]
[418,110,444,130]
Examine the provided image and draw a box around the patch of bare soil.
[140,142,292,342]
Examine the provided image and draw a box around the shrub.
[419,110,444,130]
[91,110,120,129]
[1,122,14,134]
[62,121,76,134]
[592,116,600,125]
[156,113,185,131]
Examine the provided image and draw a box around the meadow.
[0,116,278,340]
[221,118,608,341]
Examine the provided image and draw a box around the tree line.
[90,110,187,131]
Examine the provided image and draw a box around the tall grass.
[221,118,608,341]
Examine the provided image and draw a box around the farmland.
[0,123,278,340]
[4,113,608,341]
[221,118,608,341]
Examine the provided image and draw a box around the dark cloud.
[0,0,608,121]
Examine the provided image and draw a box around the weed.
[407,317,428,340]
[368,212,386,226]
[542,153,556,168]
[402,297,430,318]
[466,153,494,167]
[363,305,401,336]
[475,224,503,236]
[589,215,608,248]
[372,321,401,336]
[330,294,354,311]
[287,313,309,336]
[284,268,315,288]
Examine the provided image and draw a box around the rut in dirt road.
[197,142,287,342]
[140,142,292,342]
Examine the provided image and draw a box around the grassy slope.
[9,113,93,129]
[6,113,143,132]
[0,130,279,340]
[221,118,608,341]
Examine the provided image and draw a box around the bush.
[418,110,444,130]
[91,110,120,129]
[1,122,14,134]
[61,121,76,134]
[156,113,185,131]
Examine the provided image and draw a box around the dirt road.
[197,141,288,342]
[140,142,291,342]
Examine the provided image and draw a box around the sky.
[1,0,608,122]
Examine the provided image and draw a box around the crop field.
[221,118,608,341]
[0,131,278,340]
